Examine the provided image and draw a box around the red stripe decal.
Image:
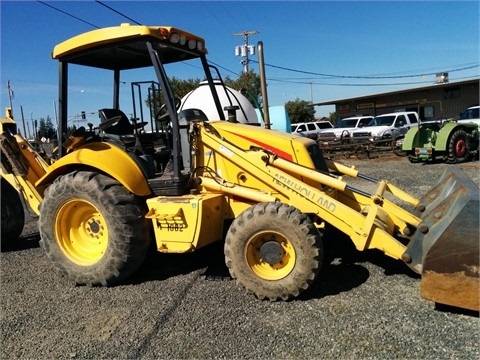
[224,130,293,161]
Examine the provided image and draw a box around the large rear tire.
[1,178,25,245]
[39,171,151,286]
[224,202,322,301]
[446,129,470,163]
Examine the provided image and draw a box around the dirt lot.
[1,155,479,359]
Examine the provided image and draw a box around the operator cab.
[53,24,226,196]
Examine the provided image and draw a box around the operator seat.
[99,108,134,135]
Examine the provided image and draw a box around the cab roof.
[52,23,207,70]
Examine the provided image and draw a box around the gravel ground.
[1,155,479,360]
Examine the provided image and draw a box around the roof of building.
[312,78,479,106]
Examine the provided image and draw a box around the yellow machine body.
[0,109,48,215]
[146,193,225,253]
[2,23,478,311]
[35,142,151,196]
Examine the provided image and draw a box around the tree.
[37,116,57,140]
[328,112,338,124]
[224,70,261,108]
[147,71,262,113]
[285,98,315,124]
[45,116,57,139]
[146,76,201,111]
[169,76,202,99]
[37,118,47,139]
[66,124,77,136]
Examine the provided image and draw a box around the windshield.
[367,115,395,126]
[460,107,480,120]
[316,122,332,129]
[335,119,358,128]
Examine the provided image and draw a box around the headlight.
[169,33,180,43]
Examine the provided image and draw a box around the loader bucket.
[404,167,479,311]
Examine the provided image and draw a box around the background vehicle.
[401,118,479,163]
[317,116,373,143]
[1,24,478,311]
[457,105,480,127]
[291,120,333,139]
[350,112,418,144]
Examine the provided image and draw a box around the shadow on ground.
[129,227,420,303]
[1,232,40,252]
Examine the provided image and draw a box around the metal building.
[314,78,479,121]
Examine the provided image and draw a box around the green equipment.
[401,119,479,163]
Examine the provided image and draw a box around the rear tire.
[39,171,151,286]
[224,202,322,301]
[1,178,25,245]
[446,129,470,163]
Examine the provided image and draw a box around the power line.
[250,59,479,80]
[33,1,480,88]
[37,1,101,28]
[266,74,478,87]
[95,1,142,25]
[208,60,240,77]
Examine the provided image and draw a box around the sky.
[1,0,479,127]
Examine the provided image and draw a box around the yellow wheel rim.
[55,199,108,266]
[245,230,296,280]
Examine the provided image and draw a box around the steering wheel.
[156,97,181,124]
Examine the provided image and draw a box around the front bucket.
[405,167,479,311]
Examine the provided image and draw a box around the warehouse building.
[314,76,479,121]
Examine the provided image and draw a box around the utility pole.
[233,30,259,73]
[6,80,14,118]
[20,105,27,138]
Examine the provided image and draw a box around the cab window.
[396,115,407,127]
[407,114,418,123]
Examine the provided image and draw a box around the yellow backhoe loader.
[1,24,478,311]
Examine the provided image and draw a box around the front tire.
[446,129,470,163]
[39,171,151,286]
[224,202,322,301]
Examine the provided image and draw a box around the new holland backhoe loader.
[1,24,479,311]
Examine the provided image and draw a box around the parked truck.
[350,112,419,145]
[1,24,478,311]
[317,116,373,143]
[458,105,480,127]
[317,116,374,156]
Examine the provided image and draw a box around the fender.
[401,126,419,151]
[435,122,468,152]
[435,122,458,151]
[36,142,151,196]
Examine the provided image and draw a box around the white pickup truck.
[457,105,480,127]
[317,116,373,142]
[290,121,333,139]
[350,111,419,143]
